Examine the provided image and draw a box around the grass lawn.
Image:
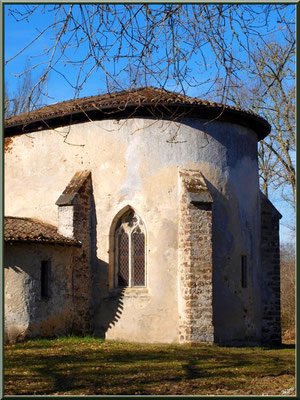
[4,336,295,396]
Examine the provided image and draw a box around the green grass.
[4,337,295,396]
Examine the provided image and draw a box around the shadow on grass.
[261,343,295,350]
[277,343,295,349]
[4,340,295,395]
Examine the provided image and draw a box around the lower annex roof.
[4,216,80,246]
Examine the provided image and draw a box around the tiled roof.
[4,216,80,246]
[4,87,270,140]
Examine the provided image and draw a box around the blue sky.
[4,4,296,244]
[5,4,295,101]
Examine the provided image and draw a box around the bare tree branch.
[5,4,295,100]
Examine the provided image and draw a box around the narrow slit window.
[41,260,50,298]
[241,255,247,288]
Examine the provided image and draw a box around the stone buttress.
[178,169,214,344]
[260,193,282,345]
[56,170,92,334]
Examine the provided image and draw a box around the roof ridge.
[4,86,239,120]
[5,215,57,226]
[4,86,270,140]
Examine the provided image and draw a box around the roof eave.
[5,239,81,247]
[4,103,270,141]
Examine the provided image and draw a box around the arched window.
[114,209,146,287]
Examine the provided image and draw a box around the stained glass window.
[132,228,145,286]
[118,229,129,286]
[114,209,146,288]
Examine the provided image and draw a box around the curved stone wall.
[5,116,262,344]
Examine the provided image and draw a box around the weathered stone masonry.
[178,169,214,344]
[260,193,282,345]
[56,170,92,334]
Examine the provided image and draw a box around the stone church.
[4,87,281,346]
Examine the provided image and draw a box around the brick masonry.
[56,171,92,335]
[260,193,282,345]
[178,169,214,344]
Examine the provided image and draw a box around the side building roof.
[4,86,270,140]
[4,216,80,246]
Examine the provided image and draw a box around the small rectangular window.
[41,260,51,298]
[241,255,247,288]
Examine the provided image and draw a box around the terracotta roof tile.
[4,87,270,140]
[4,216,80,246]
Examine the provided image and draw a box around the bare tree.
[5,59,46,118]
[213,39,295,213]
[5,4,295,101]
[280,243,295,340]
[254,42,295,210]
